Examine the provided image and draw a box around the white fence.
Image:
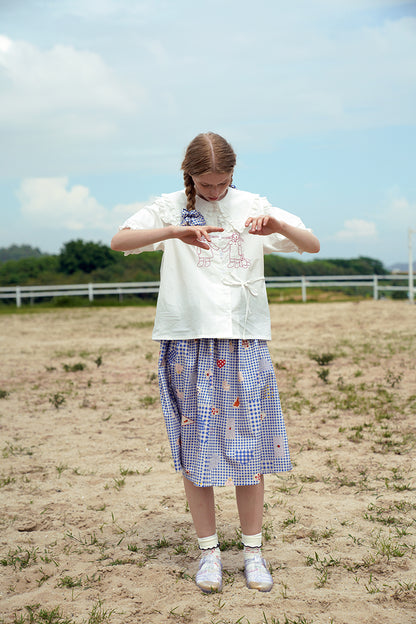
[0,275,414,307]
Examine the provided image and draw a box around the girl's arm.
[245,215,320,254]
[111,225,224,252]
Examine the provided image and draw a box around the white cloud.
[17,178,109,230]
[0,36,141,139]
[17,177,149,232]
[0,3,415,178]
[333,219,378,240]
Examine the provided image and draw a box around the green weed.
[305,551,341,587]
[1,546,39,570]
[11,604,74,624]
[49,393,66,409]
[2,442,33,457]
[310,352,336,366]
[139,395,158,407]
[62,362,86,372]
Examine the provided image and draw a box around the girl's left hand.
[245,215,282,236]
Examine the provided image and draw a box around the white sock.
[242,532,262,559]
[198,533,220,551]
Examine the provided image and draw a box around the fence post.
[373,274,378,300]
[16,286,21,308]
[301,276,307,302]
[88,283,94,302]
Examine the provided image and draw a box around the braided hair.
[181,132,236,211]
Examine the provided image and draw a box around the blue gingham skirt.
[158,339,292,487]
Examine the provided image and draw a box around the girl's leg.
[235,475,264,535]
[236,476,273,592]
[182,476,216,538]
[183,477,222,593]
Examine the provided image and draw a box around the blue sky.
[0,0,415,267]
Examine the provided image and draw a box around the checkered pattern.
[158,339,292,487]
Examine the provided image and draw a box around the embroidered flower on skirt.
[158,338,292,487]
[181,209,207,226]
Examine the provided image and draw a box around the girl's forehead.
[192,171,232,184]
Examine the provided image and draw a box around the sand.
[0,300,415,624]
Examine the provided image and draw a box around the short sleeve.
[118,192,184,255]
[252,196,311,254]
[119,206,164,255]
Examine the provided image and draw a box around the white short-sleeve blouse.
[120,188,309,341]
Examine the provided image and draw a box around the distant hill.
[389,262,416,273]
[0,245,46,262]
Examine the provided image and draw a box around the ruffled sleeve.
[251,195,311,254]
[118,191,185,255]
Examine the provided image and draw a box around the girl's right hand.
[172,225,224,249]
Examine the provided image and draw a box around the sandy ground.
[0,300,415,624]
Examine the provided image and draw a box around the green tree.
[59,240,117,275]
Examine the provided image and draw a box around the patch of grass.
[139,395,158,408]
[263,614,314,624]
[282,511,298,528]
[56,464,68,477]
[305,551,341,587]
[62,362,86,372]
[310,352,336,366]
[2,442,33,457]
[363,501,416,528]
[0,474,16,488]
[57,575,82,588]
[145,536,171,552]
[11,605,75,624]
[1,546,39,570]
[0,389,9,399]
[317,368,330,383]
[218,528,243,551]
[49,393,66,409]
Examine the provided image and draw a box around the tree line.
[0,240,388,287]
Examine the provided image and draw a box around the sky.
[0,0,415,267]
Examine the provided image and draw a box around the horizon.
[0,1,415,266]
[1,240,415,272]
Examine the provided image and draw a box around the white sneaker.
[195,548,222,593]
[244,553,273,592]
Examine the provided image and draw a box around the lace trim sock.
[198,533,219,551]
[241,532,262,552]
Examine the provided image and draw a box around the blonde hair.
[181,132,236,211]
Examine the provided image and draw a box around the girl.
[111,132,320,593]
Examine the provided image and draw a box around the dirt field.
[0,300,415,624]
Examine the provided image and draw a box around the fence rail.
[0,275,414,307]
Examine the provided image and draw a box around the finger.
[253,218,262,232]
[200,230,211,243]
[196,239,210,249]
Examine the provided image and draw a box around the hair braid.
[183,172,196,212]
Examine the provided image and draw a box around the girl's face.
[192,171,233,202]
